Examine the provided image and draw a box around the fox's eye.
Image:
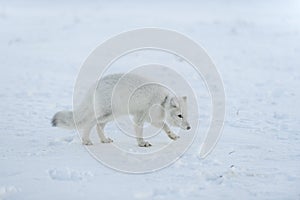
[177,114,183,118]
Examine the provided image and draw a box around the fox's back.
[94,73,167,115]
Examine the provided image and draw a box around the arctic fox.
[52,73,191,147]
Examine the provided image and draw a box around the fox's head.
[165,96,191,130]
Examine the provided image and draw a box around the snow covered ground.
[1,0,300,199]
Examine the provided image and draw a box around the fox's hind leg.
[96,123,113,143]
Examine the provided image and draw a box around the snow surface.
[1,0,300,199]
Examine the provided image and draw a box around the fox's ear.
[182,96,187,101]
[170,97,179,108]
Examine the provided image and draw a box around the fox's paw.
[101,137,113,143]
[82,138,93,145]
[168,133,180,140]
[138,141,152,147]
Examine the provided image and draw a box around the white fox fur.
[52,73,191,147]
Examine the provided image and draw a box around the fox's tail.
[51,110,75,129]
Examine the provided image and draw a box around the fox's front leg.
[133,113,152,147]
[163,123,179,140]
[82,125,93,145]
[134,124,152,147]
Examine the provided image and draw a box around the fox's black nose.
[187,126,191,130]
